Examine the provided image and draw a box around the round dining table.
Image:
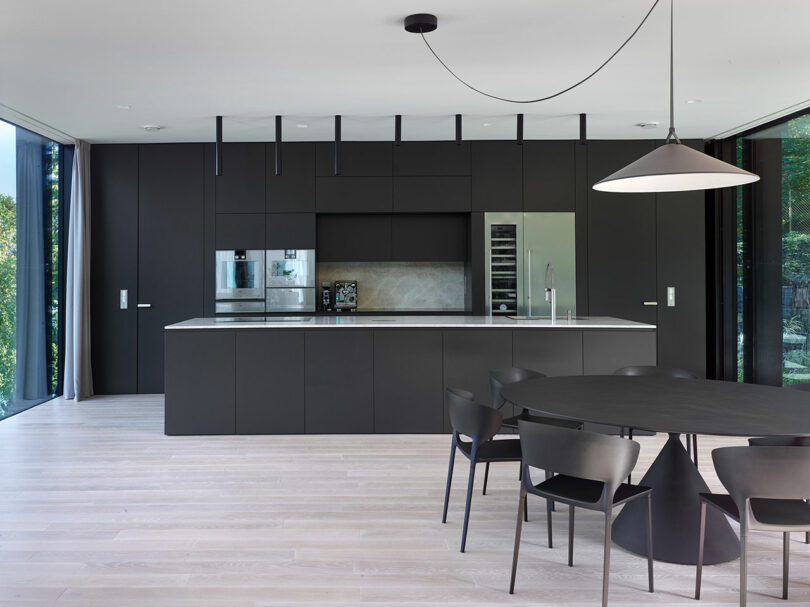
[501,375,810,565]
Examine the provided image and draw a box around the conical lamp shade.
[593,142,759,193]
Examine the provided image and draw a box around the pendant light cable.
[417,0,661,104]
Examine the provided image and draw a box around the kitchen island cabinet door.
[305,331,374,433]
[442,330,513,432]
[236,331,305,434]
[374,330,444,433]
[165,330,235,435]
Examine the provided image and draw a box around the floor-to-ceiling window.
[0,119,63,418]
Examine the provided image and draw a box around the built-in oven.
[266,249,316,313]
[215,249,265,314]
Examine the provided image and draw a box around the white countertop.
[166,315,655,330]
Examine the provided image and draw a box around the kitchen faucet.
[545,263,557,323]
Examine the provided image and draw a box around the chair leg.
[602,510,612,607]
[483,462,490,495]
[626,429,634,484]
[460,447,477,553]
[645,493,654,593]
[686,433,693,460]
[695,501,707,599]
[806,531,809,544]
[740,529,748,607]
[524,493,528,522]
[568,505,575,567]
[546,489,554,549]
[692,434,699,467]
[509,485,527,594]
[441,439,456,524]
[782,532,790,600]
[545,469,555,512]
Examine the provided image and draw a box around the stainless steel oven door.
[216,250,265,300]
[266,249,315,288]
[266,287,316,313]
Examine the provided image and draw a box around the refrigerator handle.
[526,248,532,318]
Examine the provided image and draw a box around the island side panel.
[164,330,236,435]
[305,330,374,433]
[236,331,306,434]
[373,330,444,433]
[582,330,657,374]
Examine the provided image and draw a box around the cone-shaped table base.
[612,433,740,565]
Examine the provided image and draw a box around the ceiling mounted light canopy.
[593,0,759,193]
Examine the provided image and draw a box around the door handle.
[642,301,658,306]
[137,303,152,308]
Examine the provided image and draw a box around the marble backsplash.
[317,262,467,311]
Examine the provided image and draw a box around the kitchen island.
[164,316,655,435]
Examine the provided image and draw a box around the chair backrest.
[613,365,697,379]
[518,420,640,505]
[489,367,546,409]
[785,382,810,393]
[446,387,502,444]
[748,436,810,446]
[712,446,810,525]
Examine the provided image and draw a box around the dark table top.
[501,375,810,437]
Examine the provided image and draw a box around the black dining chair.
[510,421,653,607]
[484,367,583,495]
[613,365,699,465]
[695,446,810,605]
[442,387,526,553]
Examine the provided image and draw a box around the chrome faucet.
[545,263,557,323]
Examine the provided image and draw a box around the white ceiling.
[2,0,809,144]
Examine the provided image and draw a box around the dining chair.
[613,365,699,466]
[695,446,810,606]
[442,387,526,553]
[510,421,653,607]
[484,367,582,495]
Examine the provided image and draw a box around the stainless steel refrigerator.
[484,213,576,318]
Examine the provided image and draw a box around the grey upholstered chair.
[695,446,810,605]
[442,387,525,553]
[484,367,582,495]
[510,421,653,607]
[613,365,699,465]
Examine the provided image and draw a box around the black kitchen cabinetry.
[305,330,374,433]
[583,330,657,375]
[390,214,467,262]
[236,331,305,434]
[587,140,657,325]
[215,143,266,213]
[317,214,392,261]
[215,213,265,250]
[165,330,235,435]
[523,141,577,212]
[374,330,444,433]
[138,144,205,393]
[90,144,139,394]
[472,141,523,212]
[394,141,470,176]
[316,142,392,176]
[315,177,393,213]
[266,143,315,212]
[442,330,513,431]
[266,213,316,250]
[393,176,471,212]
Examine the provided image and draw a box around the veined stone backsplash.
[317,262,467,311]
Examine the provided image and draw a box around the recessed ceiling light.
[686,98,703,104]
[295,123,308,128]
[142,125,163,132]
[482,122,493,127]
[635,121,660,129]
[115,104,131,110]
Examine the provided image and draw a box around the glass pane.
[0,119,61,418]
[735,138,744,381]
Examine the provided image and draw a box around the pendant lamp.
[593,0,758,193]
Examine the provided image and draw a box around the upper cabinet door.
[315,177,393,213]
[471,141,523,212]
[394,142,471,176]
[392,176,470,213]
[266,213,316,250]
[266,143,316,212]
[215,143,266,213]
[523,141,576,211]
[390,214,467,262]
[315,142,392,176]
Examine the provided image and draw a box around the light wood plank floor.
[0,395,807,606]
